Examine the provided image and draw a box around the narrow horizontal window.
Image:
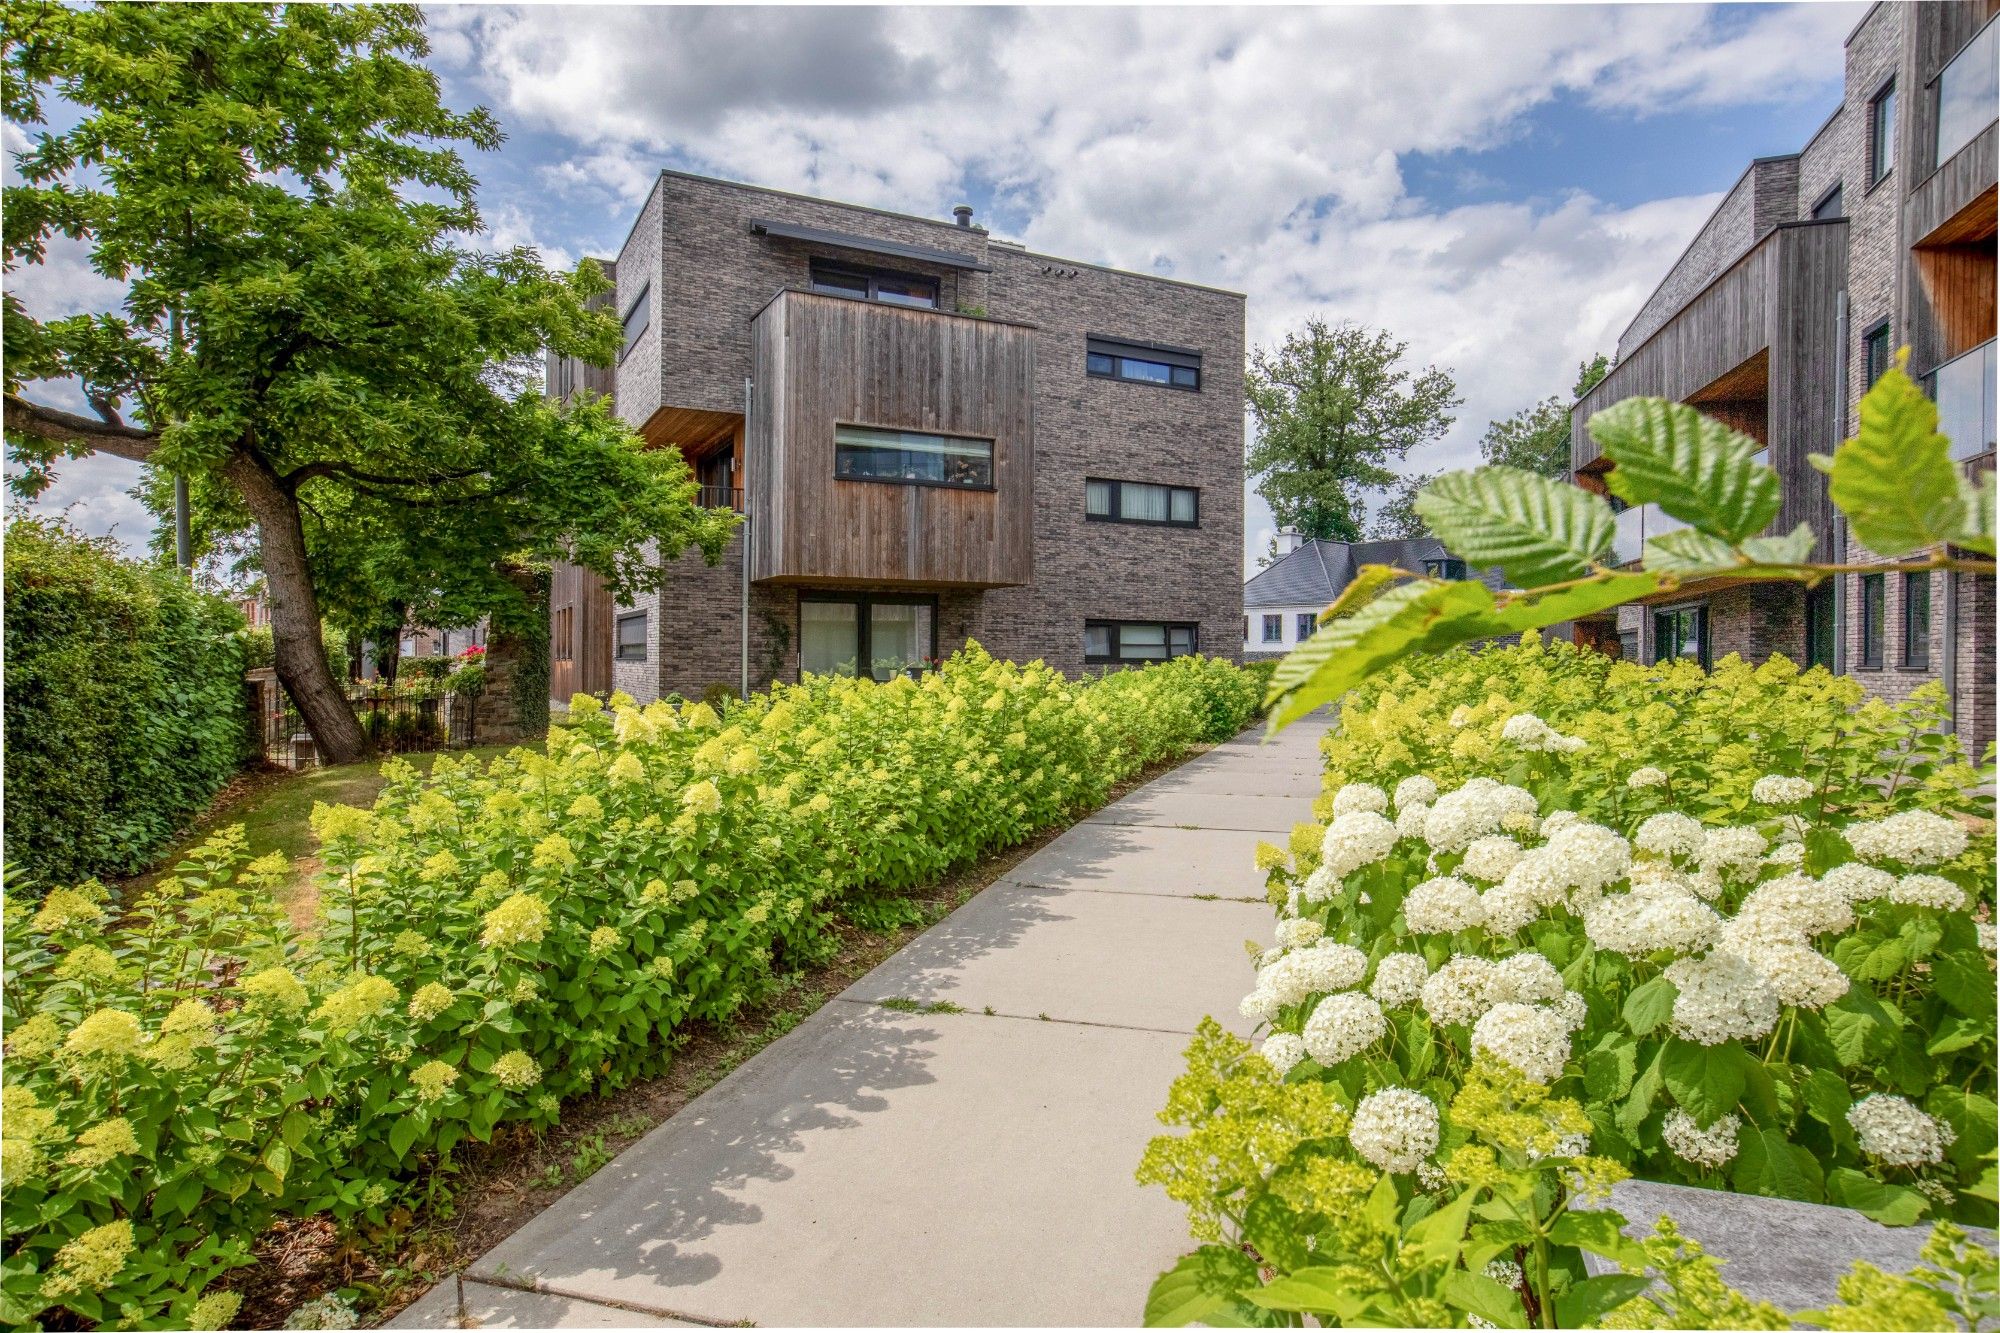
[1085,335,1202,390]
[809,261,938,309]
[621,284,650,359]
[1086,619,1201,665]
[615,612,648,662]
[835,425,993,490]
[1424,557,1468,580]
[1084,477,1199,526]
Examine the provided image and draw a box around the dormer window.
[810,261,938,309]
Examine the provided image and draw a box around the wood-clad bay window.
[834,424,994,490]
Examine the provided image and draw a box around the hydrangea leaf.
[1414,466,1616,585]
[1443,1271,1530,1329]
[1240,1268,1370,1320]
[1826,1167,1930,1226]
[1555,1274,1654,1330]
[1621,976,1677,1036]
[1589,397,1782,542]
[1819,360,1969,557]
[1662,1038,1745,1124]
[1142,1248,1260,1327]
[1732,1126,1825,1202]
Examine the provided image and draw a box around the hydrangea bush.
[1142,641,1996,1327]
[3,646,1261,1329]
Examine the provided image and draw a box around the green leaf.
[1589,397,1782,542]
[1618,1045,1666,1137]
[1415,466,1616,585]
[1643,528,1740,574]
[1622,976,1677,1036]
[1549,1209,1647,1266]
[1143,1248,1259,1328]
[1733,1127,1825,1202]
[388,1115,422,1161]
[1241,1268,1368,1320]
[1738,523,1818,565]
[1933,952,1998,1019]
[1958,469,1997,556]
[1800,1068,1853,1135]
[1555,1274,1654,1328]
[1443,1270,1530,1329]
[1585,1037,1638,1103]
[1826,1168,1930,1226]
[1824,362,1968,556]
[1823,990,1901,1067]
[1924,1088,1999,1173]
[1663,1039,1744,1124]
[1405,1188,1478,1271]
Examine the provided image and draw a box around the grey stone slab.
[838,881,1268,1032]
[1004,820,1279,898]
[1142,764,1328,798]
[388,1277,698,1328]
[1581,1178,1997,1315]
[468,1004,1197,1327]
[1085,787,1318,832]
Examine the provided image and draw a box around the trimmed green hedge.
[3,517,249,885]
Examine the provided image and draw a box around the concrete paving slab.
[1001,821,1281,898]
[1085,787,1318,832]
[838,881,1266,1032]
[1141,764,1329,798]
[467,1004,1197,1327]
[389,1278,698,1328]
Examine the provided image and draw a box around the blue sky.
[7,3,1862,573]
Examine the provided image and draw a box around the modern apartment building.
[545,171,1245,701]
[1570,0,1997,750]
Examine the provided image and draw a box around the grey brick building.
[1570,0,1996,751]
[545,171,1245,702]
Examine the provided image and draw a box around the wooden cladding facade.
[548,559,613,700]
[748,290,1036,588]
[1572,220,1848,560]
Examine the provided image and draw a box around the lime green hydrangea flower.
[531,833,575,869]
[241,967,310,1014]
[311,976,398,1034]
[412,1059,458,1102]
[6,1012,63,1060]
[482,893,550,949]
[308,801,377,844]
[407,983,455,1024]
[681,780,722,817]
[588,925,622,956]
[188,1289,244,1330]
[32,886,106,936]
[418,851,460,883]
[567,794,604,822]
[66,1117,140,1170]
[608,752,647,785]
[65,1009,144,1062]
[41,1219,135,1298]
[491,1051,541,1089]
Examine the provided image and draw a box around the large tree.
[3,3,734,763]
[1245,319,1460,543]
[1476,353,1613,479]
[1369,470,1439,540]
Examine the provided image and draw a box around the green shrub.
[2,518,249,886]
[1141,636,1996,1327]
[1,646,1260,1328]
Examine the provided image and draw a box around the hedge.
[3,517,249,886]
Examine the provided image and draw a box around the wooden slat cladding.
[1572,221,1848,560]
[748,290,1036,588]
[548,559,613,699]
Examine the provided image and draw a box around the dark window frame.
[1868,79,1897,188]
[1086,619,1201,665]
[1858,572,1886,669]
[1296,611,1316,641]
[808,260,940,310]
[1810,183,1845,220]
[1651,602,1711,670]
[1261,614,1283,644]
[1424,557,1468,581]
[619,284,650,363]
[798,591,941,681]
[614,611,648,662]
[1902,570,1932,669]
[833,422,996,492]
[1805,579,1837,671]
[1863,319,1893,388]
[1085,335,1203,392]
[1083,477,1200,527]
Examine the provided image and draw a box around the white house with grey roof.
[1242,535,1476,659]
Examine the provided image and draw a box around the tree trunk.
[226,451,371,764]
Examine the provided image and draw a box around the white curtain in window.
[801,602,860,677]
[1123,483,1170,522]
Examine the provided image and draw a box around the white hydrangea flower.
[1302,991,1388,1067]
[1497,850,1570,909]
[1331,783,1389,816]
[1261,1032,1307,1078]
[1583,882,1721,958]
[1540,809,1584,837]
[1479,880,1542,936]
[1369,952,1429,1008]
[1276,918,1324,949]
[1821,863,1895,903]
[1321,811,1401,878]
[1500,713,1586,753]
[1448,705,1475,728]
[1735,873,1854,938]
[1422,955,1498,1027]
[1460,835,1524,883]
[1662,1109,1740,1168]
[1627,766,1669,789]
[1729,938,1849,1010]
[1396,803,1431,839]
[1489,951,1566,1005]
[1417,1161,1449,1190]
[1394,775,1439,811]
[1664,949,1779,1045]
[1848,1094,1954,1167]
[1542,822,1632,895]
[1696,827,1767,880]
[1634,812,1705,860]
[1552,990,1589,1031]
[1239,988,1282,1023]
[1751,775,1815,806]
[1403,876,1487,934]
[1980,921,1996,953]
[1484,1259,1525,1290]
[1844,811,1970,867]
[1424,784,1506,854]
[1256,943,1370,1006]
[1301,864,1340,904]
[1889,874,1969,911]
[1348,1087,1440,1173]
[1471,1002,1571,1084]
[1763,842,1807,867]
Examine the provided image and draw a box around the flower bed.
[2,646,1261,1329]
[1140,637,1995,1328]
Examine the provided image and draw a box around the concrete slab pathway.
[391,717,1328,1329]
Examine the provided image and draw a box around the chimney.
[1274,530,1307,556]
[952,204,974,228]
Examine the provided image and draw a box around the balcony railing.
[1930,338,1997,460]
[1936,19,1998,169]
[1610,502,1689,567]
[697,485,745,512]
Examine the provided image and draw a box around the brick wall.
[1619,169,1761,357]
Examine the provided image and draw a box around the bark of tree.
[4,394,373,765]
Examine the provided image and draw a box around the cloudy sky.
[7,1,1861,571]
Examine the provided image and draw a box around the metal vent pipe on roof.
[953,204,974,228]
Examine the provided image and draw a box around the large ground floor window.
[800,593,938,681]
[1652,603,1709,670]
[1805,581,1837,671]
[1085,619,1199,665]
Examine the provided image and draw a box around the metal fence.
[249,671,478,769]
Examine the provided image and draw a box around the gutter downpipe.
[1832,290,1849,676]
[741,375,753,703]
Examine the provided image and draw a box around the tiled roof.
[1243,536,1498,607]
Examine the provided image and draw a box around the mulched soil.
[222,745,1219,1331]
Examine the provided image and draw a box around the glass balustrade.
[1610,502,1689,567]
[1932,339,1996,460]
[1936,21,1999,168]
